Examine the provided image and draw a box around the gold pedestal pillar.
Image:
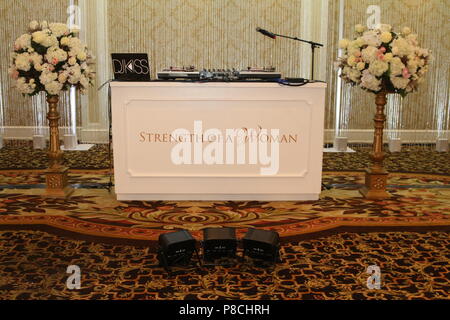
[44,95,74,199]
[360,90,391,200]
[360,168,390,200]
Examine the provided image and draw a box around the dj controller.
[157,66,283,81]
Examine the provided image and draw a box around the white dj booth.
[110,81,326,201]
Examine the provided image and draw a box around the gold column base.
[359,168,391,200]
[45,166,74,199]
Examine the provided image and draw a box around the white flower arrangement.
[9,20,95,96]
[337,24,431,97]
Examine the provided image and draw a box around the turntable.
[157,66,200,80]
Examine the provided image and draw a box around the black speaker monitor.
[243,228,280,263]
[202,227,237,261]
[157,230,198,268]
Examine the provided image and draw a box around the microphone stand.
[272,32,323,81]
[98,79,115,193]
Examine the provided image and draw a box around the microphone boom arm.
[270,31,324,81]
[272,33,323,48]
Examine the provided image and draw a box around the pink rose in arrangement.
[402,68,411,79]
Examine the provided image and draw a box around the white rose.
[354,38,365,47]
[68,37,82,50]
[68,57,77,65]
[58,72,69,84]
[45,81,63,95]
[352,50,362,58]
[29,21,40,31]
[418,59,425,67]
[362,30,382,47]
[384,53,393,62]
[391,38,413,57]
[347,55,357,67]
[355,24,366,33]
[380,32,392,43]
[347,46,360,57]
[46,46,68,64]
[14,34,32,50]
[339,39,349,49]
[77,51,87,61]
[49,23,69,37]
[60,37,70,46]
[402,27,412,35]
[41,63,53,72]
[29,52,43,66]
[361,69,381,92]
[343,66,352,76]
[32,31,46,44]
[356,62,366,71]
[361,46,378,63]
[15,53,31,71]
[42,35,58,48]
[407,59,419,74]
[16,77,35,95]
[368,60,389,77]
[67,65,82,84]
[417,48,429,58]
[348,69,361,83]
[390,57,405,76]
[390,75,409,89]
[39,71,58,85]
[80,75,89,88]
[406,34,418,42]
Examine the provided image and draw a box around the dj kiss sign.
[111,53,150,81]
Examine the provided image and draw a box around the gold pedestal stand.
[44,95,74,199]
[360,90,391,200]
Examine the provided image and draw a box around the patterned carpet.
[0,143,449,174]
[0,229,448,300]
[0,143,109,170]
[0,171,449,242]
[0,143,449,300]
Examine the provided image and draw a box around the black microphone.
[256,27,276,39]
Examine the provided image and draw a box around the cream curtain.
[107,0,329,80]
[0,0,448,143]
[0,0,74,128]
[326,0,450,142]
